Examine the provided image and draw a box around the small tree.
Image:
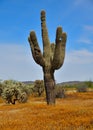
[33,80,44,96]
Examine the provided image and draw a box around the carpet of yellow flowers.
[0,92,93,130]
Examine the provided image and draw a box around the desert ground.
[0,92,93,130]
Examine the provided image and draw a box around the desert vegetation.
[33,80,45,97]
[0,79,93,104]
[0,80,33,104]
[0,79,93,129]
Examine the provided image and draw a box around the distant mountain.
[22,80,93,86]
[22,81,34,84]
[57,81,85,86]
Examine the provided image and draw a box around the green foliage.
[33,80,44,96]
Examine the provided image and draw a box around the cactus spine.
[28,10,67,105]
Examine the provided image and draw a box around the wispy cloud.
[65,49,93,64]
[77,38,92,44]
[83,25,93,32]
[76,24,93,45]
[74,0,92,6]
[74,0,84,6]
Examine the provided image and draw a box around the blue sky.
[0,0,93,82]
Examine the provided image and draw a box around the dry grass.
[0,92,93,130]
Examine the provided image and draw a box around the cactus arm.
[50,43,55,62]
[52,27,67,70]
[41,10,51,60]
[28,31,45,66]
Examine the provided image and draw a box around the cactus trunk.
[28,10,67,105]
[43,67,55,104]
[44,77,55,105]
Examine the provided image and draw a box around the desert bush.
[77,84,88,92]
[55,86,65,98]
[33,80,45,96]
[1,80,29,104]
[18,92,28,103]
[20,84,34,96]
[1,86,21,104]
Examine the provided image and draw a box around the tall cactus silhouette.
[28,10,67,105]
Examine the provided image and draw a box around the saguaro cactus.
[28,10,67,105]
